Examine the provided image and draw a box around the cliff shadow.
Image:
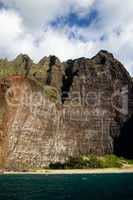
[114,114,133,159]
[61,60,78,103]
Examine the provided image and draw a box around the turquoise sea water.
[0,173,133,200]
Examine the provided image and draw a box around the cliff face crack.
[114,114,133,159]
[22,55,31,77]
[61,60,78,103]
[46,56,57,85]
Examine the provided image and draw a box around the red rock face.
[0,51,133,167]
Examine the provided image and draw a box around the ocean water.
[0,173,133,200]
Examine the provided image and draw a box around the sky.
[0,0,133,75]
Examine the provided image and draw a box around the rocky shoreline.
[1,168,133,175]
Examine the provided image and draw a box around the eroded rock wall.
[0,51,133,167]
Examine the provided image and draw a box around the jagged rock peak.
[91,50,114,64]
[14,54,32,63]
[39,55,61,66]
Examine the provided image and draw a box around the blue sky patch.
[50,9,98,28]
[0,1,8,9]
[0,2,4,9]
[100,34,108,41]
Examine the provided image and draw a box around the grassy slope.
[48,155,133,169]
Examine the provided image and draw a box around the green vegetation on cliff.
[49,155,133,169]
[43,85,59,101]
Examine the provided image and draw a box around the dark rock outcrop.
[0,50,133,167]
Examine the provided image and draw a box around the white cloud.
[0,10,22,41]
[0,9,97,62]
[0,0,133,75]
[0,0,95,31]
[96,0,133,75]
[0,9,34,58]
[32,27,98,61]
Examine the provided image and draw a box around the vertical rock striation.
[0,50,133,167]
